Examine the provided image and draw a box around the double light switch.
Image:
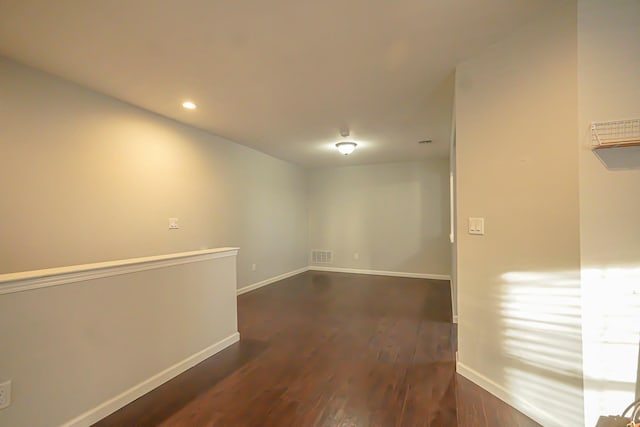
[468,217,485,235]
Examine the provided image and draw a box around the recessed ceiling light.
[182,101,197,110]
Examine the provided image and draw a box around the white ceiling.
[0,0,555,167]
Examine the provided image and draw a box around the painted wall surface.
[0,254,238,427]
[455,2,583,425]
[0,58,308,288]
[578,1,640,424]
[450,107,458,321]
[308,160,451,276]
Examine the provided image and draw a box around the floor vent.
[311,250,333,264]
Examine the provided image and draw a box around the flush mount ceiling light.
[336,141,357,155]
[335,129,357,155]
[182,101,197,110]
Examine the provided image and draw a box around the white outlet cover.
[168,218,179,230]
[0,380,11,410]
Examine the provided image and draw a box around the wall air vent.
[311,250,333,264]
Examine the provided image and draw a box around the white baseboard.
[61,332,240,427]
[308,266,450,281]
[237,267,309,295]
[236,266,450,296]
[456,362,563,427]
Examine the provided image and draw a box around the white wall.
[0,57,308,288]
[0,251,239,427]
[578,1,640,424]
[455,1,584,425]
[308,160,450,277]
[450,100,458,321]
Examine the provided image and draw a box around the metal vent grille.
[311,250,333,264]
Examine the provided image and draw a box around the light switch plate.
[468,217,485,235]
[168,218,179,230]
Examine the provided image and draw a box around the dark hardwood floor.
[455,376,540,427]
[94,271,540,427]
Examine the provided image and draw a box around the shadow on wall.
[592,146,640,171]
[499,267,640,426]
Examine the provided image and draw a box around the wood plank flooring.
[94,271,540,427]
[456,376,540,427]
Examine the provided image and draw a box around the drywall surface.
[308,160,450,276]
[578,1,640,424]
[455,1,583,425]
[450,105,458,321]
[0,252,238,427]
[0,57,308,288]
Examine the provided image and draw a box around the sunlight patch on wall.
[500,270,584,426]
[582,266,640,426]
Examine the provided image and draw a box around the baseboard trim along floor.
[237,267,309,295]
[61,332,240,427]
[237,267,451,297]
[308,266,451,281]
[456,362,561,427]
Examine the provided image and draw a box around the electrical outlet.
[168,218,179,230]
[251,263,257,271]
[0,380,11,410]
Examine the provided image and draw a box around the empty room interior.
[1,1,639,426]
